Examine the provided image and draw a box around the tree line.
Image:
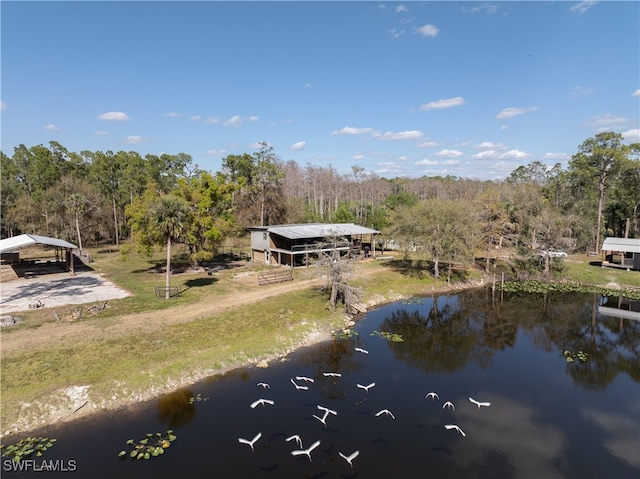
[1,133,638,270]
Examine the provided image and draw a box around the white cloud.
[43,124,60,131]
[166,112,182,118]
[352,154,364,160]
[543,152,570,161]
[570,85,597,97]
[224,115,243,127]
[461,3,499,14]
[622,129,640,142]
[471,150,499,160]
[442,159,461,165]
[420,96,465,111]
[434,149,463,158]
[418,140,438,148]
[589,114,629,128]
[396,4,408,13]
[570,1,598,15]
[496,106,538,119]
[122,135,148,144]
[415,24,439,38]
[331,126,374,135]
[97,111,129,121]
[205,148,227,156]
[500,124,508,131]
[0,101,6,110]
[632,89,640,97]
[475,141,506,150]
[414,158,438,166]
[290,141,306,150]
[499,149,532,160]
[304,83,312,88]
[190,115,202,122]
[249,116,259,122]
[205,117,220,124]
[94,131,110,135]
[373,130,424,141]
[389,27,405,38]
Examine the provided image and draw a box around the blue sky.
[2,1,639,180]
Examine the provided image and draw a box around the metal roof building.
[0,234,78,280]
[248,223,380,267]
[601,237,640,271]
[0,234,77,253]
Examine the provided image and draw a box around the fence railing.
[258,268,293,286]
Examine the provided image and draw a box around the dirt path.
[1,276,325,354]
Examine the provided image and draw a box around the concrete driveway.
[0,272,130,314]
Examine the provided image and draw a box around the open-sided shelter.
[601,237,640,271]
[0,234,78,280]
[248,223,380,267]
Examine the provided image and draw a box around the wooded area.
[1,133,638,275]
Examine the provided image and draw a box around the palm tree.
[150,195,190,299]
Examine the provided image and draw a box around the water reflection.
[157,388,196,429]
[5,290,639,479]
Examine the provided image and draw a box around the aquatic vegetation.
[0,437,57,462]
[188,393,209,404]
[564,350,589,362]
[371,330,404,342]
[333,329,359,340]
[496,280,640,300]
[118,430,177,460]
[401,298,425,305]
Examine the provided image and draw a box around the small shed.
[601,237,640,271]
[0,234,78,280]
[248,223,380,267]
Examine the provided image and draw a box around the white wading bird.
[338,450,360,468]
[256,382,270,389]
[469,397,491,408]
[357,382,376,392]
[426,392,439,400]
[295,376,315,383]
[375,409,396,419]
[317,405,337,416]
[442,401,455,411]
[290,378,308,390]
[323,372,342,377]
[444,424,466,437]
[250,398,274,409]
[312,410,330,427]
[355,347,369,354]
[285,435,303,448]
[238,432,262,451]
[290,440,321,462]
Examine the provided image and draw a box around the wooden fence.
[258,268,293,286]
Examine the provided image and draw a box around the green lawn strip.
[1,288,344,430]
[560,257,640,289]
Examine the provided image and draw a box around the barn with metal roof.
[248,223,380,267]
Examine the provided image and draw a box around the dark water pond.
[4,289,640,479]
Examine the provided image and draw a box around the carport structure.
[0,234,78,281]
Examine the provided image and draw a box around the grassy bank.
[1,249,638,436]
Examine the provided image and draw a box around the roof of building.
[0,234,78,253]
[250,223,380,240]
[602,237,640,254]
